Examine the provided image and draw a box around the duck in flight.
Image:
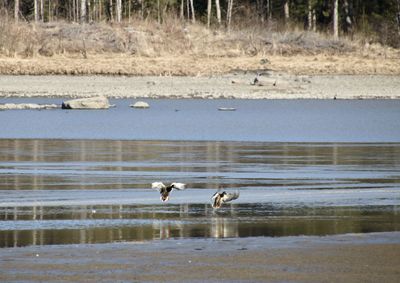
[151,182,186,202]
[211,190,240,209]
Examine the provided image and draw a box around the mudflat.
[1,232,399,282]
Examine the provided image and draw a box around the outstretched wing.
[171,182,186,190]
[152,182,165,192]
[222,191,240,203]
[211,191,219,201]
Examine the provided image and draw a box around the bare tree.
[157,0,160,23]
[41,0,44,21]
[180,0,184,19]
[226,0,233,31]
[14,0,19,23]
[110,0,114,22]
[307,0,312,31]
[397,0,400,36]
[312,7,316,32]
[88,0,91,22]
[116,0,122,22]
[333,0,339,39]
[81,0,87,23]
[189,0,195,23]
[284,0,289,24]
[343,0,352,34]
[215,0,221,26]
[207,0,212,27]
[128,0,131,22]
[34,0,38,22]
[256,0,264,23]
[48,0,51,22]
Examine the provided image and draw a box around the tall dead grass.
[1,14,399,76]
[0,14,364,59]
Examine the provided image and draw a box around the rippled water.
[0,139,399,247]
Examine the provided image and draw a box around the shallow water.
[0,139,399,247]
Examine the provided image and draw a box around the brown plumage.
[211,190,240,209]
[151,182,186,202]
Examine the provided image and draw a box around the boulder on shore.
[62,96,111,109]
[0,103,59,110]
[130,101,150,109]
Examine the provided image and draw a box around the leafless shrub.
[0,17,374,59]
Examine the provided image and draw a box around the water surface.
[1,99,400,142]
[0,139,399,247]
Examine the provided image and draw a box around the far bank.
[0,73,399,99]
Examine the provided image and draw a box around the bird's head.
[160,192,169,202]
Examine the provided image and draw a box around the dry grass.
[0,16,399,75]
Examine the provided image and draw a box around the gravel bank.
[0,73,399,99]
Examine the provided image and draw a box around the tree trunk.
[116,0,122,22]
[267,0,272,22]
[186,0,190,21]
[226,0,233,31]
[180,0,184,19]
[343,0,352,34]
[397,0,400,36]
[98,0,103,22]
[207,0,211,27]
[333,0,339,39]
[48,0,51,22]
[34,0,39,22]
[256,0,264,23]
[128,0,131,23]
[81,0,87,23]
[215,0,221,26]
[88,0,91,22]
[41,0,44,21]
[312,9,316,32]
[110,0,114,22]
[189,0,195,23]
[74,0,78,22]
[307,0,312,31]
[284,0,289,24]
[157,0,160,23]
[14,0,19,23]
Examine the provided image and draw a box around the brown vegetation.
[0,17,399,75]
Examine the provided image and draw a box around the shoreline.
[1,232,399,282]
[1,72,400,100]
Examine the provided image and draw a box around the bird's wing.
[222,191,240,203]
[171,182,186,190]
[152,182,165,192]
[211,191,220,201]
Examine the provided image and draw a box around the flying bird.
[211,190,240,209]
[151,182,186,202]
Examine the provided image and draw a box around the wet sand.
[1,232,399,282]
[0,73,399,99]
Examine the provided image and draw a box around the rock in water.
[62,96,110,109]
[0,103,59,110]
[130,101,150,109]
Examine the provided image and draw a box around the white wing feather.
[151,182,165,191]
[222,191,240,203]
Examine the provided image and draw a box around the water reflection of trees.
[1,140,400,191]
[1,204,399,248]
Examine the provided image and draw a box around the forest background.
[1,0,400,75]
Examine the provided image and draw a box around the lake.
[0,98,399,142]
[0,99,399,247]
